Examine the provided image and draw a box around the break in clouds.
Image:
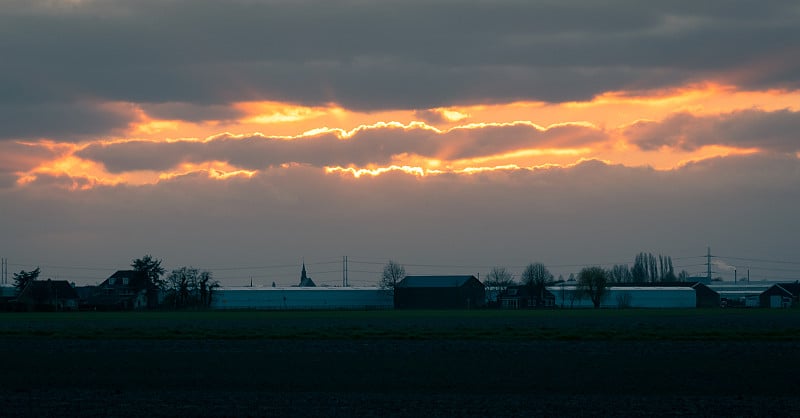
[76,122,605,173]
[69,108,800,174]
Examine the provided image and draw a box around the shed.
[775,282,800,306]
[395,275,485,309]
[760,284,793,308]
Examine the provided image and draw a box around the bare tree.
[608,264,632,283]
[484,266,515,289]
[484,266,515,304]
[165,266,215,309]
[379,260,406,294]
[577,266,609,309]
[521,262,553,308]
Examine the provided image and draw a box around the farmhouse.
[88,270,155,310]
[211,287,392,310]
[394,275,485,309]
[16,279,79,311]
[498,285,555,309]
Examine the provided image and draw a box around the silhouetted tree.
[677,269,690,281]
[484,266,515,304]
[13,268,40,292]
[521,262,553,307]
[577,266,608,309]
[132,255,166,289]
[484,266,515,289]
[631,253,649,282]
[632,252,676,282]
[659,255,676,281]
[608,264,632,283]
[197,270,219,307]
[379,260,406,294]
[164,266,216,309]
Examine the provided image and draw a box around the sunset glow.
[2,0,799,288]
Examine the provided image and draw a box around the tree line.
[9,255,219,310]
[131,255,219,309]
[380,251,692,309]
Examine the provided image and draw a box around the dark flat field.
[1,310,799,417]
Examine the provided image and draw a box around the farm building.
[87,270,157,310]
[548,286,697,309]
[395,275,485,309]
[708,284,771,308]
[611,282,720,308]
[498,285,555,309]
[759,284,794,308]
[774,282,800,305]
[210,287,393,310]
[16,279,79,311]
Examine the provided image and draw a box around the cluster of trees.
[8,255,220,310]
[609,253,689,283]
[481,252,691,309]
[132,255,219,309]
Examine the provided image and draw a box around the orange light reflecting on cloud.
[17,154,123,189]
[157,161,257,181]
[6,81,798,189]
[325,165,438,178]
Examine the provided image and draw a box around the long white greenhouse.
[547,286,697,308]
[210,287,393,310]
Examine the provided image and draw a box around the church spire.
[298,259,316,287]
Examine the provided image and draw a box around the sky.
[2,0,799,286]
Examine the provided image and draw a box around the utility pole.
[706,247,712,281]
[342,256,349,287]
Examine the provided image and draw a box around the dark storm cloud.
[0,102,135,141]
[1,0,798,115]
[76,122,606,172]
[138,102,246,122]
[626,109,800,153]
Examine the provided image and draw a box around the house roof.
[397,275,479,288]
[102,270,149,289]
[777,282,800,296]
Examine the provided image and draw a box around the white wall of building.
[211,287,393,310]
[548,286,697,308]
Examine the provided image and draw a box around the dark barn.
[760,284,794,308]
[690,283,721,308]
[394,275,485,309]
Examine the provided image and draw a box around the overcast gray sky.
[1,1,799,286]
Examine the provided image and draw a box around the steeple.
[298,260,316,287]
